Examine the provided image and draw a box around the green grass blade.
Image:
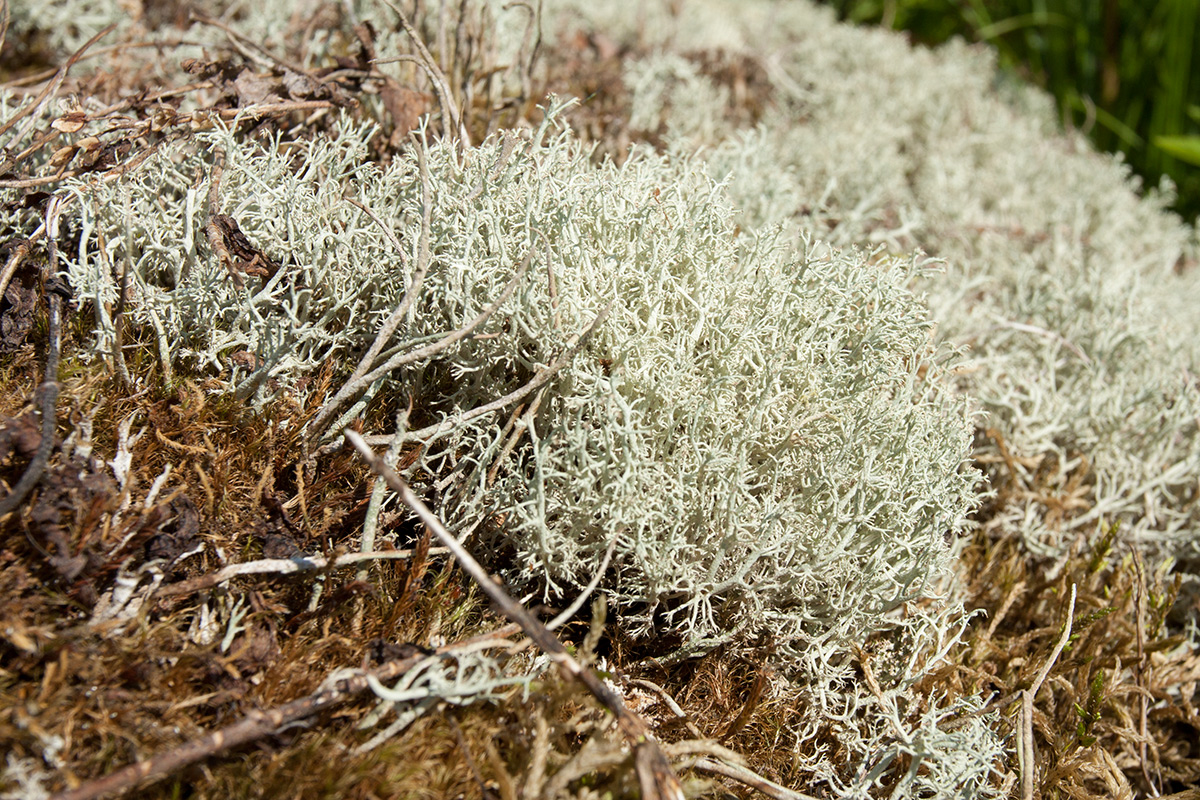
[1153,135,1200,166]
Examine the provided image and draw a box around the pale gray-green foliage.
[7,2,1027,794]
[57,97,983,787]
[350,645,542,752]
[833,696,1005,800]
[65,120,392,388]
[625,55,732,148]
[779,597,1005,799]
[6,0,314,60]
[539,0,1200,794]
[5,0,132,57]
[577,0,1200,568]
[0,755,52,800]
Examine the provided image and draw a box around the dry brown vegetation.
[1,2,1198,799]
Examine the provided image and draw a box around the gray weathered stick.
[346,429,684,800]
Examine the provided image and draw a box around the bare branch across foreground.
[345,428,686,800]
[48,646,429,800]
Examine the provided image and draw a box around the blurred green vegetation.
[820,0,1200,224]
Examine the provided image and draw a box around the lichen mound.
[63,109,979,666]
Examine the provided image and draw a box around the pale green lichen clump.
[582,0,1200,567]
[33,0,1200,794]
[56,100,994,792]
[62,104,977,654]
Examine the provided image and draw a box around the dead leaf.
[352,21,378,65]
[49,145,76,169]
[144,494,202,567]
[51,113,88,133]
[0,257,38,353]
[208,214,281,280]
[229,350,258,370]
[0,409,43,465]
[77,138,133,173]
[282,70,323,101]
[29,461,117,593]
[380,83,430,148]
[182,57,242,84]
[233,69,284,106]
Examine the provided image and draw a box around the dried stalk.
[376,0,468,145]
[154,545,448,599]
[360,300,613,449]
[345,429,684,800]
[112,191,133,388]
[0,23,117,149]
[47,627,517,800]
[306,145,434,442]
[629,679,703,738]
[1129,544,1158,794]
[1018,582,1076,800]
[313,243,533,442]
[692,758,819,800]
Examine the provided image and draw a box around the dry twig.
[1129,543,1159,794]
[0,23,117,149]
[153,545,449,599]
[693,758,819,800]
[629,679,704,738]
[47,627,518,800]
[305,145,435,442]
[190,12,315,79]
[376,0,468,145]
[1018,582,1076,800]
[359,301,613,449]
[346,428,685,800]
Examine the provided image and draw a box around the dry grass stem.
[692,758,820,800]
[345,427,685,800]
[376,0,467,144]
[360,300,613,449]
[1019,582,1077,800]
[153,546,449,599]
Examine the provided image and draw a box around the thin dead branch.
[345,428,685,800]
[692,758,819,800]
[153,545,449,599]
[376,0,468,144]
[305,145,434,443]
[1018,582,1076,800]
[1129,543,1159,794]
[0,23,117,149]
[45,627,518,800]
[190,12,316,79]
[314,242,533,441]
[359,300,613,449]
